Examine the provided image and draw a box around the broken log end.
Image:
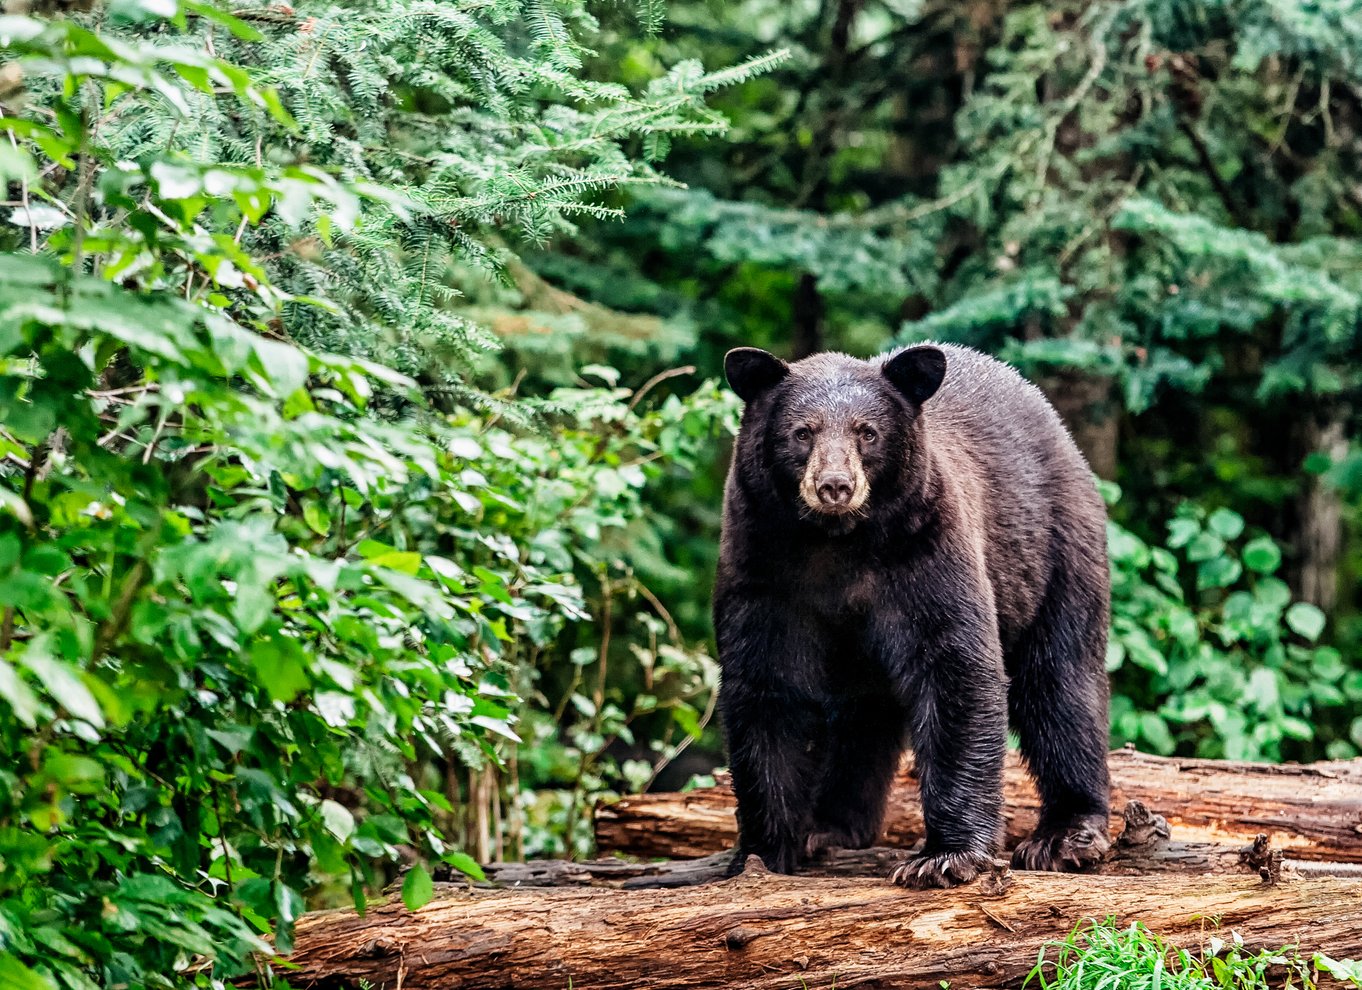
[1116,799,1171,852]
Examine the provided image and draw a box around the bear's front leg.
[714,592,830,876]
[720,675,824,875]
[885,621,1007,890]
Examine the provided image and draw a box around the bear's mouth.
[799,500,867,536]
[805,501,862,517]
[808,511,862,535]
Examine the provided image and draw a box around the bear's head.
[724,346,946,533]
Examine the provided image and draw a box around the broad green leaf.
[0,658,40,726]
[1196,555,1241,591]
[42,752,105,792]
[320,799,356,842]
[1285,602,1326,642]
[1240,536,1281,574]
[401,865,434,912]
[445,851,486,882]
[0,954,55,990]
[1139,712,1176,755]
[368,550,422,575]
[303,501,332,535]
[1185,531,1225,563]
[20,641,104,729]
[1206,507,1244,540]
[249,638,309,703]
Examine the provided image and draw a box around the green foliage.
[1026,919,1362,990]
[1106,487,1347,760]
[0,0,753,985]
[4,0,1362,983]
[554,0,1362,763]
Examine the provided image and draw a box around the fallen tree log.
[482,841,1360,890]
[595,746,1362,862]
[284,865,1362,989]
[486,802,1362,889]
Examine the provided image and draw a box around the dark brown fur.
[714,344,1111,888]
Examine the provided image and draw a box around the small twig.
[633,579,680,644]
[213,785,234,889]
[141,409,168,464]
[643,679,718,794]
[480,368,527,434]
[593,579,612,720]
[233,134,263,245]
[1057,165,1146,270]
[1033,8,1113,189]
[93,559,147,659]
[979,903,1016,933]
[7,130,36,252]
[1266,66,1306,157]
[562,574,613,858]
[627,365,695,413]
[301,22,335,79]
[1177,118,1248,227]
[1319,78,1335,148]
[89,383,160,398]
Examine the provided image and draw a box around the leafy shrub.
[0,1,749,985]
[1107,486,1345,760]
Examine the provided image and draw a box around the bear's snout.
[799,442,869,518]
[816,473,854,507]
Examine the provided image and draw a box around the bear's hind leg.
[804,696,906,858]
[1007,564,1112,873]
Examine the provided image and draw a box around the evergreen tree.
[544,0,1362,760]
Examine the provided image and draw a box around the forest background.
[2,0,1362,985]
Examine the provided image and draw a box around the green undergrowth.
[1025,920,1362,990]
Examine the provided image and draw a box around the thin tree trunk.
[1296,405,1348,612]
[791,272,824,359]
[1038,369,1120,479]
[471,767,490,864]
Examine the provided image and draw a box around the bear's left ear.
[725,347,789,402]
[883,346,947,406]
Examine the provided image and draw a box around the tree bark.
[1038,369,1120,479]
[1295,405,1348,613]
[791,271,824,359]
[595,747,1362,862]
[281,865,1362,990]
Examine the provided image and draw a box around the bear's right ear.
[883,346,947,407]
[724,348,789,402]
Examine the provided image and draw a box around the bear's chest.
[786,544,881,619]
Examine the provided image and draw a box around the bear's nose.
[816,473,854,506]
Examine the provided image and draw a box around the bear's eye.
[793,427,812,443]
[860,426,878,443]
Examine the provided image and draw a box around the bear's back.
[898,343,1106,643]
[895,343,1091,485]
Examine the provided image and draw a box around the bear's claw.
[890,849,994,889]
[1010,818,1110,872]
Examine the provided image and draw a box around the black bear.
[714,343,1111,889]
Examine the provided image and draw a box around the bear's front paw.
[1011,817,1110,873]
[889,848,993,889]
